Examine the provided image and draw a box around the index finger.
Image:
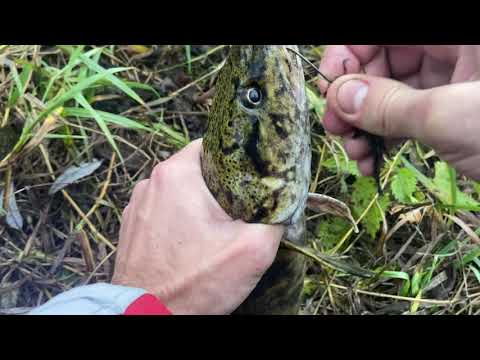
[317,45,362,94]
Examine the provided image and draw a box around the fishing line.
[286,46,385,194]
[286,47,334,86]
[286,47,356,97]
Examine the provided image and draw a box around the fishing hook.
[286,46,385,194]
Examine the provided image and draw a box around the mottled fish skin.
[201,45,310,315]
[202,45,310,227]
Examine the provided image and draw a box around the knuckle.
[377,85,403,137]
[151,162,168,182]
[131,179,149,201]
[419,89,437,131]
[151,159,181,184]
[121,205,130,220]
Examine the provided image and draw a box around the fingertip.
[316,78,330,96]
[344,137,372,160]
[323,109,354,135]
[357,157,375,177]
[346,45,382,64]
[320,46,362,81]
[121,204,131,220]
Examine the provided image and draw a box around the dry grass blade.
[78,230,95,273]
[39,144,116,250]
[445,213,480,244]
[124,59,226,114]
[326,282,457,306]
[281,240,375,278]
[76,152,116,231]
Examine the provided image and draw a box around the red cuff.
[124,294,172,315]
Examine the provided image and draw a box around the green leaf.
[185,45,192,74]
[456,245,480,267]
[151,122,188,147]
[437,240,459,260]
[314,252,375,278]
[44,134,86,140]
[38,67,130,123]
[351,177,390,238]
[402,157,480,211]
[380,270,410,281]
[322,155,360,177]
[78,52,145,106]
[124,81,160,97]
[281,241,375,278]
[62,107,187,147]
[433,162,457,204]
[469,265,480,284]
[474,182,480,197]
[380,270,411,297]
[7,61,23,102]
[411,270,423,296]
[391,167,417,204]
[306,86,326,120]
[315,217,351,250]
[63,107,151,131]
[340,177,349,194]
[433,161,480,210]
[413,191,426,202]
[448,166,457,206]
[423,256,440,288]
[302,277,318,297]
[42,45,92,102]
[74,93,123,162]
[400,281,410,297]
[8,62,33,107]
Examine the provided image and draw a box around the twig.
[325,282,457,306]
[123,60,225,115]
[76,152,116,231]
[39,144,116,250]
[82,248,117,285]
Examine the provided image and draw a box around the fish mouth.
[269,192,308,225]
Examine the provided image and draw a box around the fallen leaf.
[399,207,428,224]
[307,193,359,233]
[49,159,103,195]
[0,182,24,230]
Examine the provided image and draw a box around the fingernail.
[337,80,369,114]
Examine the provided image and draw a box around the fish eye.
[241,86,263,108]
[247,87,261,104]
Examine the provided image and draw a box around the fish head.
[202,45,310,225]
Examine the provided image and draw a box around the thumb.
[327,74,431,141]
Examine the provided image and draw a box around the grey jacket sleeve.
[28,283,147,315]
